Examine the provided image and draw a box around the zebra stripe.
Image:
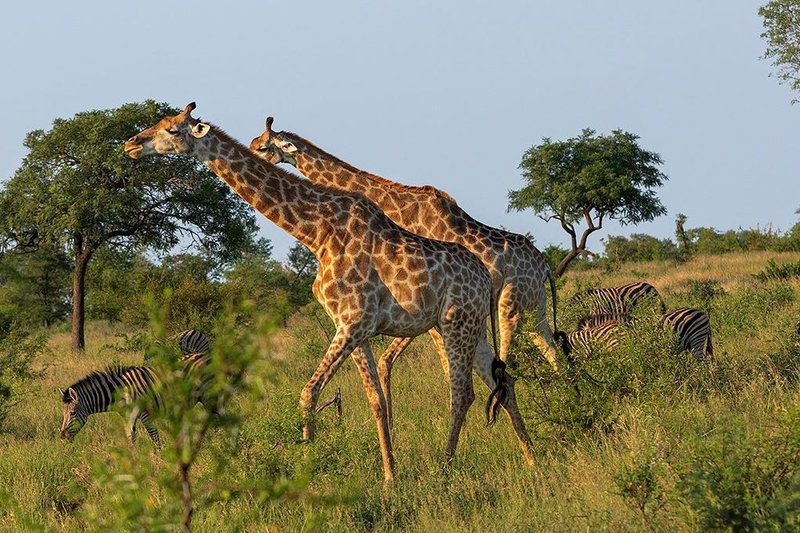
[565,307,713,361]
[172,329,211,355]
[660,307,713,360]
[555,321,623,359]
[144,330,212,362]
[573,282,666,318]
[59,353,212,444]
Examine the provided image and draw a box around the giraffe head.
[249,116,297,165]
[124,102,212,159]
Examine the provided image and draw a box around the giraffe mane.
[281,131,456,203]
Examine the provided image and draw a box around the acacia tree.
[760,0,800,102]
[0,101,258,351]
[509,128,667,277]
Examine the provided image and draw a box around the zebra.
[660,307,713,360]
[554,321,624,360]
[59,353,212,445]
[571,282,666,319]
[144,329,211,362]
[172,329,211,355]
[569,308,714,360]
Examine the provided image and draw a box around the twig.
[315,387,342,420]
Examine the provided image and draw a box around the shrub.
[754,259,800,282]
[0,324,45,429]
[678,408,800,530]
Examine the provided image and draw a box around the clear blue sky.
[1,1,796,259]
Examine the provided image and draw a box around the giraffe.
[124,103,536,482]
[250,118,560,423]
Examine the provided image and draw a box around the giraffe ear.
[191,122,211,138]
[276,139,297,153]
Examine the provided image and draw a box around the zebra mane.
[63,365,140,402]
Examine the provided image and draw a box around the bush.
[678,407,800,530]
[754,259,800,282]
[0,324,46,429]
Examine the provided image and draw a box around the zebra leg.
[139,410,161,448]
[126,406,140,443]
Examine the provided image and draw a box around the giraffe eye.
[167,128,180,136]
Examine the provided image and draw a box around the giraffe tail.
[546,268,559,334]
[486,358,507,427]
[486,290,506,427]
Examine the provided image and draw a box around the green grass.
[3,252,800,531]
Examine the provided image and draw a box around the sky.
[1,1,796,260]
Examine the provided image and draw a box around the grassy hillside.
[2,252,800,531]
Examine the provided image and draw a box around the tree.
[509,128,667,277]
[0,241,71,328]
[760,0,800,102]
[0,101,258,351]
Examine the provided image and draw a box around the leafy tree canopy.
[760,0,800,102]
[509,128,667,276]
[1,100,257,260]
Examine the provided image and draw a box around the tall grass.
[1,253,800,530]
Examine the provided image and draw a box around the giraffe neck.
[199,128,343,253]
[292,145,370,195]
[282,134,488,243]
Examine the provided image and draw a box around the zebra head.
[59,387,87,441]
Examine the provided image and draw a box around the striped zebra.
[554,321,624,360]
[570,308,713,360]
[59,353,212,445]
[572,282,666,319]
[660,307,713,360]
[144,329,211,362]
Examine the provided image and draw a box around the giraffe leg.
[497,284,518,366]
[499,283,559,371]
[440,325,477,466]
[472,336,536,465]
[377,336,414,431]
[353,342,396,484]
[299,326,364,441]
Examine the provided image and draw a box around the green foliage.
[510,129,667,226]
[613,451,665,519]
[0,243,70,327]
[84,297,277,530]
[678,407,800,530]
[760,0,800,102]
[683,279,727,311]
[605,233,679,264]
[0,324,45,428]
[754,259,800,282]
[0,100,260,349]
[1,100,256,259]
[509,128,667,275]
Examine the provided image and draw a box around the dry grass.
[566,250,800,294]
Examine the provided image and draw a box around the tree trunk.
[553,248,582,278]
[70,235,93,352]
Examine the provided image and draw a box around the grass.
[2,252,800,531]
